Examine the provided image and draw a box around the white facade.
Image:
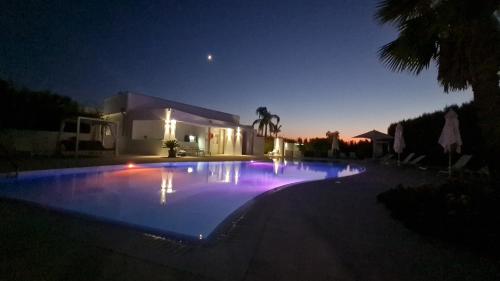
[271,137,302,158]
[102,92,263,156]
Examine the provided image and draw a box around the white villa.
[102,92,264,156]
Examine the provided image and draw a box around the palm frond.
[376,0,500,95]
[270,114,280,124]
[375,0,435,25]
[379,40,431,74]
[379,10,440,74]
[255,106,268,117]
[252,119,263,128]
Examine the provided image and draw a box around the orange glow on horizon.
[340,137,368,143]
[283,135,368,143]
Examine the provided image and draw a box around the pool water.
[0,161,363,240]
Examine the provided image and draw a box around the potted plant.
[163,140,179,158]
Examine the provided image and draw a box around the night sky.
[0,0,472,139]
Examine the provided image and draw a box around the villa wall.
[124,139,164,155]
[209,128,223,155]
[271,138,301,158]
[284,142,302,158]
[175,123,208,151]
[131,120,164,140]
[253,136,265,156]
[177,124,206,138]
[120,122,210,156]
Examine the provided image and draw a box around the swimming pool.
[0,160,363,240]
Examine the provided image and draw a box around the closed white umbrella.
[327,131,340,157]
[331,131,340,152]
[438,110,462,176]
[393,123,405,165]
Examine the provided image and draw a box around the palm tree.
[270,122,282,138]
[376,0,500,181]
[252,107,280,138]
[253,107,269,137]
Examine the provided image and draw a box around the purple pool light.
[0,161,363,240]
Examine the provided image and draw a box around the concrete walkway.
[235,164,500,281]
[0,154,262,173]
[1,162,499,280]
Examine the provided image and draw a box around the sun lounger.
[401,153,415,164]
[408,155,426,165]
[379,154,393,161]
[439,154,472,174]
[177,141,205,157]
[475,166,489,176]
[465,165,490,178]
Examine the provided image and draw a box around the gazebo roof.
[353,130,393,141]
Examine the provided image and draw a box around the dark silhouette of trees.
[270,123,282,138]
[388,102,482,166]
[0,79,96,131]
[300,137,371,158]
[252,106,280,138]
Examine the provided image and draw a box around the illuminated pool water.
[0,161,363,240]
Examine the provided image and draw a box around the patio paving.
[0,154,261,174]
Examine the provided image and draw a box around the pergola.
[58,116,118,158]
[353,130,393,158]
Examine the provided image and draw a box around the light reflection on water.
[337,165,362,177]
[0,161,363,239]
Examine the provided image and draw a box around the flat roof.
[104,92,240,125]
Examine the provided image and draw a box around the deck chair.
[476,166,489,176]
[465,165,490,178]
[400,153,415,165]
[408,155,426,166]
[379,154,393,161]
[379,154,394,165]
[439,154,472,174]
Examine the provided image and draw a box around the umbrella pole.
[448,152,452,178]
[397,153,400,166]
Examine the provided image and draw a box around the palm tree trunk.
[472,71,500,184]
[264,124,268,138]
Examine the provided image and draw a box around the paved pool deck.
[0,154,263,174]
[1,160,499,280]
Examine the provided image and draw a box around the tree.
[270,122,282,137]
[252,106,280,138]
[0,78,95,131]
[376,0,500,181]
[252,107,268,137]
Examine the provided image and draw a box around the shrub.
[387,102,483,167]
[163,140,179,149]
[378,180,500,256]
